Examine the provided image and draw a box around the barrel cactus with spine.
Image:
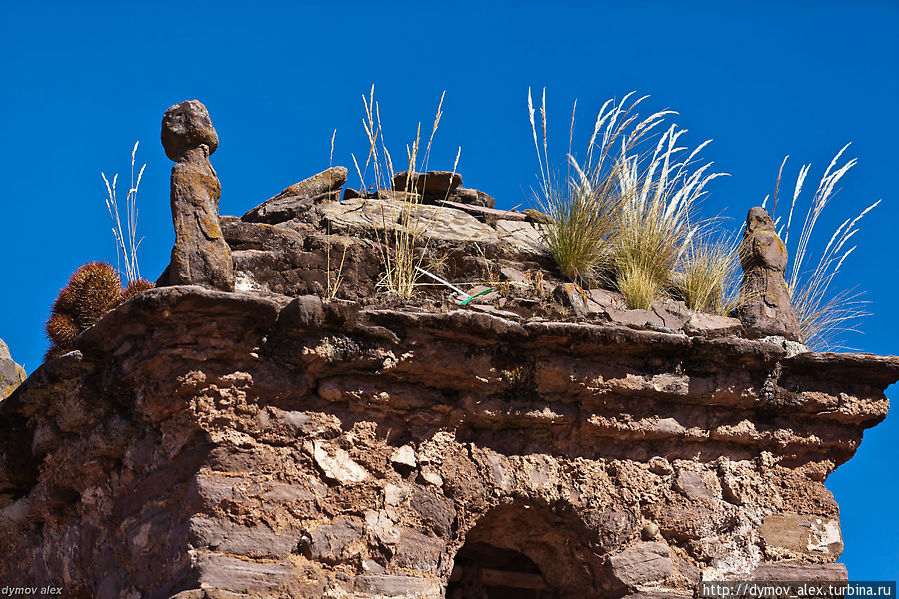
[45,262,154,360]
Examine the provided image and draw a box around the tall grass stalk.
[101,142,146,284]
[766,144,880,350]
[352,86,459,298]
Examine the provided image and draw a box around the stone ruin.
[0,100,896,598]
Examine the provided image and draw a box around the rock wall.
[0,284,895,598]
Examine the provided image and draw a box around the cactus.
[66,262,123,329]
[121,278,155,302]
[45,262,128,360]
[45,313,79,347]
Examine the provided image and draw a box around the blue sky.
[1,0,897,577]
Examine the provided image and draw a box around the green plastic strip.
[458,287,495,306]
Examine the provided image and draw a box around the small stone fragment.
[312,440,368,484]
[648,457,673,475]
[361,559,386,574]
[522,208,552,224]
[641,522,660,540]
[449,187,495,208]
[418,469,444,488]
[390,445,417,471]
[554,283,588,318]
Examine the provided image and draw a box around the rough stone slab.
[252,167,346,208]
[319,197,498,243]
[438,199,528,221]
[684,312,742,338]
[607,541,673,587]
[77,285,281,356]
[354,575,442,598]
[241,190,339,225]
[449,187,495,208]
[494,220,545,254]
[392,170,462,195]
[307,516,365,562]
[674,470,718,500]
[760,513,843,558]
[189,515,299,558]
[191,552,302,594]
[750,561,848,581]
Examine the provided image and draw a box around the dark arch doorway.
[446,541,559,598]
[445,503,599,599]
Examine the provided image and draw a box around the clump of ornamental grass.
[529,90,726,306]
[529,91,677,287]
[612,124,726,309]
[352,85,460,298]
[673,233,741,314]
[45,262,154,360]
[765,144,880,351]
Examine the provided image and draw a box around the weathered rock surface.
[242,166,348,224]
[159,100,235,291]
[0,339,26,399]
[737,207,801,341]
[1,285,895,597]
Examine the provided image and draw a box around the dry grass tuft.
[616,261,663,311]
[529,90,725,307]
[674,233,741,314]
[353,86,459,298]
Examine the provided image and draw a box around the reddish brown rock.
[159,100,234,291]
[736,207,802,341]
[392,170,462,196]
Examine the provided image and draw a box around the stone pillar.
[158,100,234,291]
[736,207,801,341]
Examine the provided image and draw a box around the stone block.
[760,513,843,559]
[607,541,674,588]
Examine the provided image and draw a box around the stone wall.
[1,284,895,598]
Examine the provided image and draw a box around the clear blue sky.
[2,0,897,578]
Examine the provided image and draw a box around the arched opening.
[445,503,599,599]
[446,541,559,598]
